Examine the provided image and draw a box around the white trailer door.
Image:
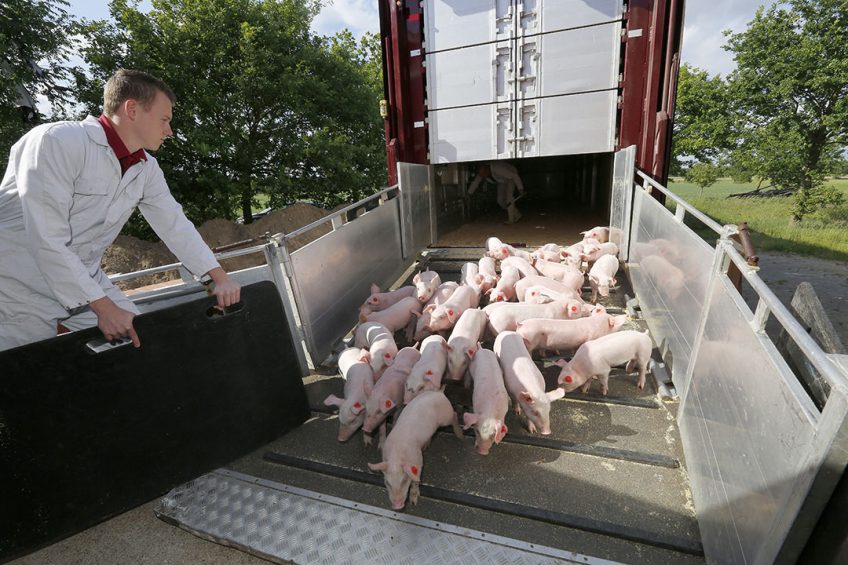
[518,0,624,35]
[424,0,513,53]
[517,22,621,98]
[426,40,513,109]
[429,103,514,163]
[424,0,623,163]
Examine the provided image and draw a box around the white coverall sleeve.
[468,175,483,195]
[15,130,108,309]
[505,167,524,193]
[137,163,220,278]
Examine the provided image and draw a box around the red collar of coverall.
[98,114,147,175]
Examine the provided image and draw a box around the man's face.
[135,90,173,151]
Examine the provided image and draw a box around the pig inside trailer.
[5,1,848,563]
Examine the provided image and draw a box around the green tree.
[671,64,733,169]
[0,0,76,169]
[684,161,720,197]
[724,0,848,221]
[74,0,385,234]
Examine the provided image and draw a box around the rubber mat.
[0,281,310,562]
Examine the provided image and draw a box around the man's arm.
[206,266,241,308]
[468,175,483,196]
[137,162,240,309]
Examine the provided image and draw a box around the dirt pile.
[103,202,331,290]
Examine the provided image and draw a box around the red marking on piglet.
[426,370,433,376]
[448,309,454,316]
[501,425,507,434]
[531,291,537,296]
[354,402,362,408]
[564,375,573,383]
[411,466,419,476]
[384,353,391,358]
[571,306,577,312]
[385,400,392,408]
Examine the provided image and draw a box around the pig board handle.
[205,302,244,319]
[85,336,133,354]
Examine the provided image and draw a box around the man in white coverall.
[0,69,240,352]
[467,161,525,224]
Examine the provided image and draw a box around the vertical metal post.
[264,240,313,375]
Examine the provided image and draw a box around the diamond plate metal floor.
[156,469,618,565]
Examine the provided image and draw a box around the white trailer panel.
[428,103,514,163]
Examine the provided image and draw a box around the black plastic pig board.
[0,281,310,562]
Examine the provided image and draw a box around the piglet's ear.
[495,423,508,444]
[412,271,421,283]
[462,412,479,430]
[553,358,568,368]
[370,283,381,294]
[323,394,344,408]
[368,461,387,472]
[611,278,617,286]
[547,388,565,401]
[404,463,422,482]
[467,347,476,359]
[519,391,534,405]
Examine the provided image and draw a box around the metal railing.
[615,146,848,564]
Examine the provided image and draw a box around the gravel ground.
[742,251,847,351]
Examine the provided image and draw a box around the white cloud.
[311,0,380,39]
[682,0,779,77]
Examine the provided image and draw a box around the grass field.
[666,178,848,262]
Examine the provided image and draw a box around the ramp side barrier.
[613,146,848,564]
[274,163,433,367]
[277,186,407,368]
[111,163,434,375]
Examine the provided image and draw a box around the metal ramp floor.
[157,247,704,564]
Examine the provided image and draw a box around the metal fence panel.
[398,163,435,259]
[628,188,714,390]
[288,199,405,364]
[609,146,635,260]
[680,274,822,564]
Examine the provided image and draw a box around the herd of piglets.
[325,226,655,510]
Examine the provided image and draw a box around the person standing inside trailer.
[0,69,240,352]
[468,161,526,224]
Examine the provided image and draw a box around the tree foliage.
[671,64,732,166]
[74,0,385,234]
[673,0,848,220]
[725,0,847,220]
[685,161,720,197]
[0,0,76,169]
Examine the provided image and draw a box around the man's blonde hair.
[103,69,176,116]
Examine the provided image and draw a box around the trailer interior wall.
[431,154,614,242]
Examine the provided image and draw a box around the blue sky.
[66,0,778,77]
